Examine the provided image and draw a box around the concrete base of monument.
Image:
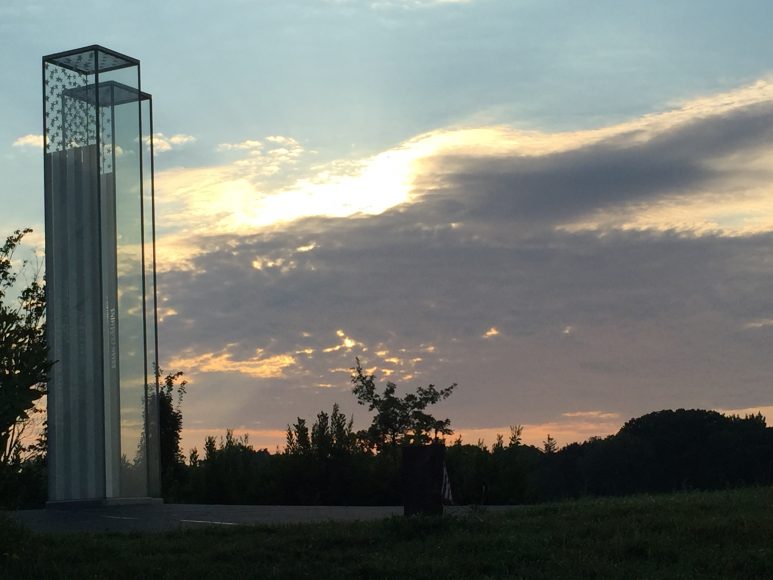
[46,497,164,510]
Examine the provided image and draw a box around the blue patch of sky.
[2,0,773,232]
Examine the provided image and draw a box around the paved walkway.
[10,504,404,534]
[9,504,513,534]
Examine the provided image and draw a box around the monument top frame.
[43,45,139,74]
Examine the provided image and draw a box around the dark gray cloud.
[160,225,773,424]
[416,101,773,228]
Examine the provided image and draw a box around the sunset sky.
[3,0,773,452]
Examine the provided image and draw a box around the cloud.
[154,80,773,449]
[322,329,366,353]
[742,319,773,330]
[327,0,473,7]
[561,411,621,420]
[12,134,43,149]
[152,133,418,268]
[411,82,773,237]
[169,346,296,379]
[370,0,473,7]
[154,79,773,272]
[153,133,196,153]
[152,133,196,153]
[217,139,263,152]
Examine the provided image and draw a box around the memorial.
[43,46,160,503]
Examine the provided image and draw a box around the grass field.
[3,487,773,579]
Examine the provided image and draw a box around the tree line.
[165,404,773,506]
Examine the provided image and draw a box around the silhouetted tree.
[157,369,186,499]
[187,430,274,504]
[281,404,367,504]
[0,229,51,509]
[291,403,358,459]
[286,417,311,455]
[614,409,771,492]
[542,434,558,454]
[509,425,523,447]
[330,403,358,456]
[0,229,50,467]
[350,357,456,450]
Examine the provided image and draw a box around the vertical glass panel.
[100,65,148,497]
[142,96,161,497]
[43,55,105,500]
[96,73,121,498]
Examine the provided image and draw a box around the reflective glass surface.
[100,65,148,497]
[43,46,159,500]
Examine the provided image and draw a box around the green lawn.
[3,487,773,579]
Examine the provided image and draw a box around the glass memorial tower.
[43,46,160,502]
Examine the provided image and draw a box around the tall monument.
[43,46,160,503]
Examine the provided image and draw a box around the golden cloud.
[483,327,500,338]
[169,347,296,378]
[322,329,365,353]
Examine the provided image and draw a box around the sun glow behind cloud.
[153,136,430,268]
[153,124,606,267]
[153,78,773,271]
[157,138,419,229]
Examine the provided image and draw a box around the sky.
[3,0,773,453]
